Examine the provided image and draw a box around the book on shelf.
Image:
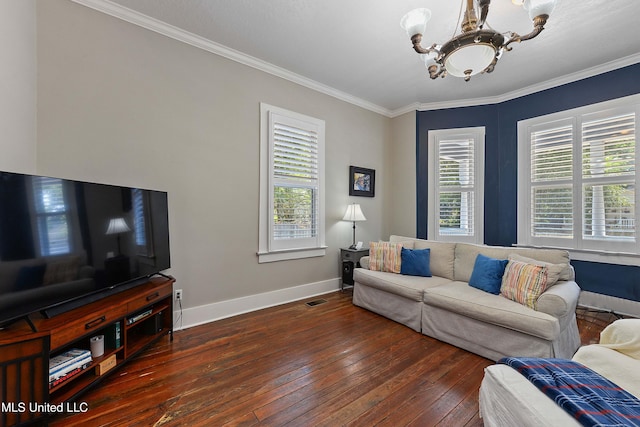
[106,321,121,348]
[50,359,92,383]
[49,349,92,378]
[49,361,92,389]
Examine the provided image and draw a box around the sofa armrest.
[359,256,370,269]
[536,280,580,319]
[598,319,640,360]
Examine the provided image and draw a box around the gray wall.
[28,0,416,313]
[386,111,417,238]
[0,0,37,173]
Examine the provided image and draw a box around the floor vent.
[305,299,327,307]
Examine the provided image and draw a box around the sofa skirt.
[353,283,422,332]
[421,304,565,361]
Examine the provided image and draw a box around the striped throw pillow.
[369,242,403,273]
[500,260,549,309]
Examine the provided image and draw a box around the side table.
[340,247,369,291]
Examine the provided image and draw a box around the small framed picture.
[349,166,375,197]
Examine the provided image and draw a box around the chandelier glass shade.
[400,0,557,81]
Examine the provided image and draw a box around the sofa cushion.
[468,254,508,294]
[423,281,560,340]
[369,242,402,273]
[390,236,455,280]
[354,268,451,301]
[508,253,565,288]
[400,248,432,277]
[500,260,549,309]
[386,237,415,249]
[454,243,573,282]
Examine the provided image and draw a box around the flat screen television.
[0,170,171,327]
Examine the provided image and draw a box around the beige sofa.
[479,319,640,426]
[353,235,581,361]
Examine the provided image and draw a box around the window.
[258,103,325,263]
[428,127,485,243]
[518,94,639,259]
[32,177,71,256]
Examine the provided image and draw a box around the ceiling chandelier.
[400,0,557,81]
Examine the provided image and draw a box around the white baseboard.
[173,278,341,330]
[578,290,640,318]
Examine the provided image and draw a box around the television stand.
[0,314,38,333]
[23,314,38,333]
[0,276,175,427]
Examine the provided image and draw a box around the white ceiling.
[79,0,640,116]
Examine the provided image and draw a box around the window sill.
[514,244,640,266]
[257,247,327,263]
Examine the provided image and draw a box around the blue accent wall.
[416,62,640,301]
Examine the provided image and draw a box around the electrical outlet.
[175,289,182,301]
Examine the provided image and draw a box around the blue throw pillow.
[469,254,508,294]
[400,248,432,277]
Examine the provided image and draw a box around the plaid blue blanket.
[499,357,640,427]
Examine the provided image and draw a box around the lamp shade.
[343,204,366,222]
[400,8,431,38]
[523,0,557,20]
[106,218,131,235]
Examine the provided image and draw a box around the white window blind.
[518,94,639,259]
[272,119,318,241]
[529,120,574,240]
[428,127,485,243]
[32,177,71,256]
[582,113,635,241]
[259,103,325,262]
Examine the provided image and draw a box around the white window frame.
[517,94,640,265]
[258,103,326,263]
[427,127,485,244]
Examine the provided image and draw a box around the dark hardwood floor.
[51,291,618,427]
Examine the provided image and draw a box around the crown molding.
[70,0,639,119]
[387,103,422,118]
[404,53,640,113]
[70,0,395,118]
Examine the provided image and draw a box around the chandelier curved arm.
[504,14,549,51]
[410,34,439,55]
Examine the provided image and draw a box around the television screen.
[0,171,170,326]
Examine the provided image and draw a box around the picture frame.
[349,166,375,197]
